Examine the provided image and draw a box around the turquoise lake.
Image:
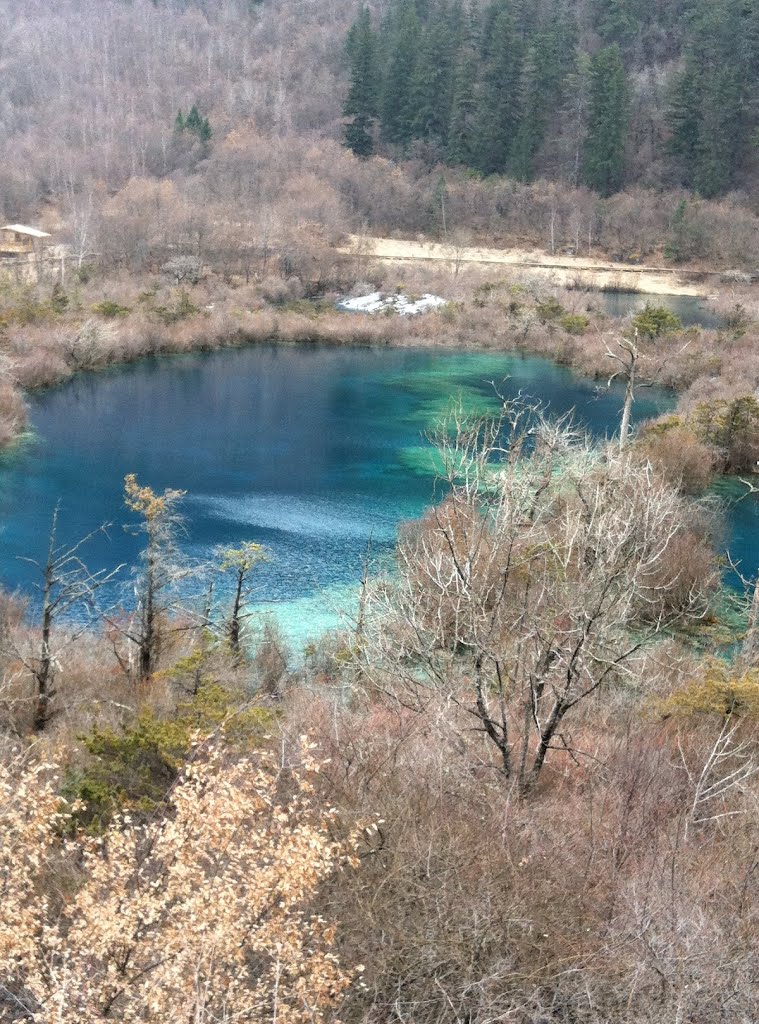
[0,344,757,647]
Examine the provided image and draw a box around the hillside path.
[339,234,712,297]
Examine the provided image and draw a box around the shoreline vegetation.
[5,0,759,1016]
[4,0,759,1018]
[2,237,759,492]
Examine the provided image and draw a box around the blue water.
[0,344,755,645]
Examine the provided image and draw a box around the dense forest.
[344,0,759,197]
[1,0,759,272]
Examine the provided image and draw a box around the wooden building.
[0,224,51,254]
[0,224,59,283]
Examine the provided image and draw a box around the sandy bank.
[340,234,709,297]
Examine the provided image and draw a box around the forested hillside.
[1,0,759,272]
[344,0,759,197]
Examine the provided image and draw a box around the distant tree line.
[343,0,759,198]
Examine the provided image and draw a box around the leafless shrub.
[637,420,719,493]
[260,275,304,305]
[161,255,202,285]
[364,404,718,798]
[62,317,118,369]
[0,378,27,445]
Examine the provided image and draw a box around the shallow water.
[0,344,754,647]
[596,291,722,329]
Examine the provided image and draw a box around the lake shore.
[2,265,758,484]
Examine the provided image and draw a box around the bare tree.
[605,329,642,449]
[679,717,758,840]
[161,255,202,285]
[65,189,98,274]
[365,404,716,797]
[8,506,122,730]
[604,328,687,449]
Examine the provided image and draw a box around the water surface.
[596,291,722,329]
[0,344,754,645]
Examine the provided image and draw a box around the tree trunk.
[619,371,634,450]
[740,574,759,670]
[228,569,244,656]
[139,541,158,680]
[33,523,57,731]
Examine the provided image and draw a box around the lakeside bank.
[2,260,758,495]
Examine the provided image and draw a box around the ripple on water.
[0,343,753,650]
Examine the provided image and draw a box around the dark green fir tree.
[472,0,522,174]
[446,49,478,165]
[582,44,629,195]
[380,0,421,145]
[343,6,379,157]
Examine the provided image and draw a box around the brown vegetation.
[0,403,756,1022]
[3,262,759,485]
[1,4,759,1013]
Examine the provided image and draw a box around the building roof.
[0,224,51,238]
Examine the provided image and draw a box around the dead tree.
[604,328,688,449]
[12,506,122,731]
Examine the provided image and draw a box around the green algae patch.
[397,444,449,478]
[409,385,502,433]
[384,353,516,434]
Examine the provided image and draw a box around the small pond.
[596,291,723,330]
[0,344,755,646]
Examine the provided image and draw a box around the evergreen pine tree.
[446,49,478,165]
[186,105,202,134]
[669,60,701,178]
[582,44,629,195]
[511,44,542,181]
[695,65,743,197]
[599,0,638,47]
[559,51,592,184]
[343,6,379,157]
[410,2,457,144]
[380,0,421,145]
[668,0,748,197]
[472,0,522,174]
[512,2,578,180]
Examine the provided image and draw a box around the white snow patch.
[337,291,447,316]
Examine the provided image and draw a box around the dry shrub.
[397,495,503,647]
[260,275,304,305]
[0,742,362,1024]
[12,346,71,389]
[62,318,119,369]
[285,689,759,1024]
[0,378,26,444]
[247,626,288,699]
[638,419,719,493]
[643,525,721,619]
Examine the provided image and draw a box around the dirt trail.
[339,234,712,297]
